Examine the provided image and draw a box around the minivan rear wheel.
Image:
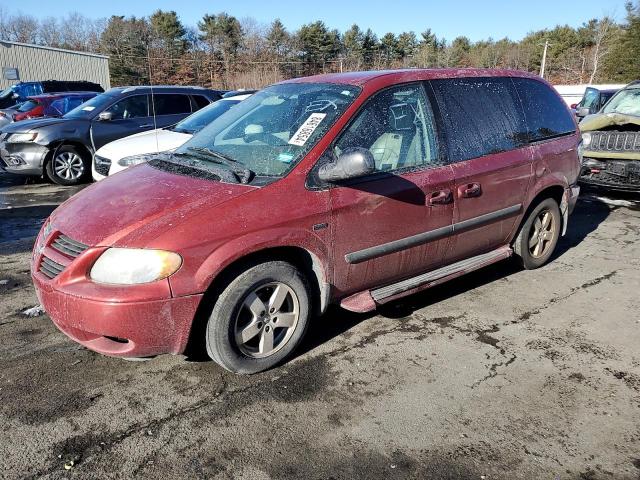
[45,145,90,186]
[205,261,311,374]
[514,198,561,269]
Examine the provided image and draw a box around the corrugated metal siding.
[0,41,110,89]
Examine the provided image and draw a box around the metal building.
[0,41,110,90]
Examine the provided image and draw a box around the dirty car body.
[31,69,580,373]
[579,81,640,191]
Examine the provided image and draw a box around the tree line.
[1,3,640,89]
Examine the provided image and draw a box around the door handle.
[427,189,453,206]
[139,124,153,128]
[458,183,482,198]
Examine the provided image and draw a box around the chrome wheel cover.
[53,151,84,180]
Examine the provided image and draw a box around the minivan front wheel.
[205,261,311,374]
[45,145,90,186]
[514,197,561,269]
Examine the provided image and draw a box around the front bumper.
[579,158,640,192]
[31,228,203,358]
[33,272,202,357]
[0,140,49,176]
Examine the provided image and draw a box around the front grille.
[94,155,111,176]
[589,131,640,152]
[580,169,640,187]
[39,256,65,279]
[51,234,89,259]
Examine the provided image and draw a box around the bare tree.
[589,17,615,83]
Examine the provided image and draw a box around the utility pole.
[539,40,551,79]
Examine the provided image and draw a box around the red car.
[12,92,97,122]
[32,69,580,373]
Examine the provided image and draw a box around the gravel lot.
[1,172,639,480]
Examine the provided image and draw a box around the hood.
[50,162,256,247]
[580,112,640,132]
[95,128,192,162]
[2,116,72,132]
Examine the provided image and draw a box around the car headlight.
[90,248,182,285]
[7,132,37,143]
[581,132,592,147]
[118,153,155,167]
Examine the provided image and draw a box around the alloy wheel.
[53,152,84,180]
[234,282,300,358]
[528,209,555,258]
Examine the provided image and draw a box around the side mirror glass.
[98,111,113,121]
[318,147,375,182]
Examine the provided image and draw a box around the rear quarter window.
[192,95,211,110]
[430,77,528,162]
[512,78,576,142]
[153,94,192,115]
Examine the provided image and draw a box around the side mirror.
[570,103,578,110]
[318,148,375,182]
[98,111,113,121]
[576,107,591,118]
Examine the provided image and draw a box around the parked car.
[0,102,25,129]
[0,86,223,185]
[31,69,580,373]
[3,92,99,125]
[92,93,252,180]
[0,80,103,109]
[573,86,620,120]
[579,81,640,191]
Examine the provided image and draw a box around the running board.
[370,246,512,302]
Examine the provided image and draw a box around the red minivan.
[32,69,580,373]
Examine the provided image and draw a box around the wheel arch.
[43,140,93,171]
[512,182,566,246]
[183,244,330,358]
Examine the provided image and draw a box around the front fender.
[172,227,332,308]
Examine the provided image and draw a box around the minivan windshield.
[602,86,640,116]
[171,98,243,134]
[64,93,117,119]
[174,82,360,178]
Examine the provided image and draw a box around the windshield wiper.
[185,146,255,184]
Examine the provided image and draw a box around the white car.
[92,93,251,180]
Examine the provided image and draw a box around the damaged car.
[579,81,640,191]
[31,69,580,374]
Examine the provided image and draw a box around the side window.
[512,78,576,142]
[192,95,211,110]
[430,77,528,163]
[105,95,149,120]
[153,94,192,116]
[334,83,439,172]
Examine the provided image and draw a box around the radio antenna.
[146,46,159,154]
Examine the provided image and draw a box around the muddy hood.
[580,112,640,132]
[50,163,255,247]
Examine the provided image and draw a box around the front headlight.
[7,132,37,143]
[581,132,592,147]
[117,153,154,167]
[90,248,182,285]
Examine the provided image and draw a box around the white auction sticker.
[81,106,95,111]
[288,113,327,146]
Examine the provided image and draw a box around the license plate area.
[608,161,628,177]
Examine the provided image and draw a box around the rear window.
[430,77,528,162]
[17,99,40,112]
[192,95,211,110]
[153,94,191,115]
[512,78,575,142]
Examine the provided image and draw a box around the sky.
[1,0,628,42]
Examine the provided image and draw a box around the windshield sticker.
[81,106,95,111]
[277,152,294,163]
[288,113,327,146]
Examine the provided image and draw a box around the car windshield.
[17,99,39,112]
[63,93,117,119]
[0,86,14,99]
[602,86,640,116]
[172,98,242,134]
[174,82,360,178]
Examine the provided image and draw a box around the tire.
[513,198,561,270]
[45,145,90,186]
[205,261,312,374]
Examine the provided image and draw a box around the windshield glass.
[0,86,14,99]
[602,86,640,116]
[175,82,360,178]
[17,99,39,112]
[172,98,242,134]
[63,93,117,119]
